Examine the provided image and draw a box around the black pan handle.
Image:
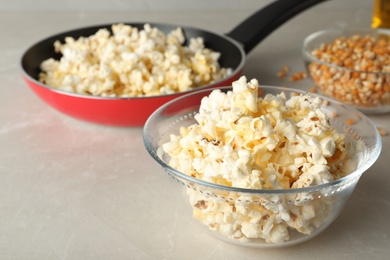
[225,0,328,53]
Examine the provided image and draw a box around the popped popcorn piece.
[39,23,232,97]
[162,76,361,244]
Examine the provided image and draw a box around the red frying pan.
[21,0,326,126]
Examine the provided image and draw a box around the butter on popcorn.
[39,23,232,97]
[161,76,361,244]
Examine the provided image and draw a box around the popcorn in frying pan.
[39,23,232,97]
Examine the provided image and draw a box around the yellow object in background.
[372,0,390,28]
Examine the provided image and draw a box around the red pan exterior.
[23,71,242,126]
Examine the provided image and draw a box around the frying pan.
[21,0,326,126]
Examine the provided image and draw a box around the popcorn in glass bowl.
[143,76,381,247]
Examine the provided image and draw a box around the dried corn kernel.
[277,65,289,78]
[378,127,387,136]
[345,118,356,125]
[289,71,307,82]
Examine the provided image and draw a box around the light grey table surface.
[0,0,389,259]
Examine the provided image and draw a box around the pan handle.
[225,0,328,53]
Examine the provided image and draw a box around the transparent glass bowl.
[143,86,382,248]
[303,28,390,114]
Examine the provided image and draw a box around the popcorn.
[39,23,232,97]
[162,76,361,244]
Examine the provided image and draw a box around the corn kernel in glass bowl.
[303,28,390,114]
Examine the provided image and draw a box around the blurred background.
[1,0,373,12]
[2,0,374,88]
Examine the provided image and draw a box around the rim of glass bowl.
[143,86,382,195]
[302,28,390,76]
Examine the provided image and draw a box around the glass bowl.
[143,85,382,248]
[302,28,390,114]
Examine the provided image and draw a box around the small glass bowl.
[143,86,382,248]
[303,28,390,114]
